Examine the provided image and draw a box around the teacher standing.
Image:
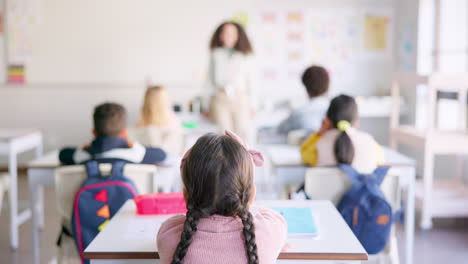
[206,21,256,141]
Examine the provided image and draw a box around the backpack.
[71,161,138,264]
[337,164,393,254]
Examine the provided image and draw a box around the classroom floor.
[0,175,468,264]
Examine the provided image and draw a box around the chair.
[390,72,468,229]
[0,174,10,215]
[54,163,157,264]
[304,167,401,264]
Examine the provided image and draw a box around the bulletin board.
[249,8,394,100]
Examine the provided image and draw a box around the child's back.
[129,125,184,155]
[158,207,286,264]
[59,102,166,165]
[313,128,381,173]
[131,86,184,155]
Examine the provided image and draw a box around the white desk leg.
[421,150,434,230]
[37,187,45,230]
[9,149,19,249]
[404,167,415,264]
[29,169,41,264]
[35,140,45,229]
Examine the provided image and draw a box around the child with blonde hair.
[130,86,184,155]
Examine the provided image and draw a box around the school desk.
[261,144,416,264]
[84,200,368,264]
[26,150,162,264]
[0,128,42,249]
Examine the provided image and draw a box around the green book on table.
[271,207,318,237]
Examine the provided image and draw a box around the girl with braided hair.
[157,131,287,264]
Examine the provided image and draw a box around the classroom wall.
[1,0,397,165]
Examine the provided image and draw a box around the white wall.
[0,0,398,165]
[26,0,252,84]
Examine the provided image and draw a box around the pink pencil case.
[134,192,187,215]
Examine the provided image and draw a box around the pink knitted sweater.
[157,207,287,264]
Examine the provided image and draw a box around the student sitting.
[278,65,330,134]
[300,94,383,173]
[59,102,166,165]
[129,86,184,155]
[157,131,287,264]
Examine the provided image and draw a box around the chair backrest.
[304,167,401,211]
[55,163,157,224]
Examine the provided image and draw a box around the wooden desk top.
[84,200,368,261]
[263,144,416,168]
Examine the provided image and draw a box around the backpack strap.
[110,161,126,179]
[371,166,390,186]
[338,164,364,185]
[85,160,101,178]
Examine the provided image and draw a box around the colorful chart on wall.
[6,0,43,83]
[249,8,393,99]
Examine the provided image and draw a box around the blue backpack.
[337,164,393,254]
[71,161,138,264]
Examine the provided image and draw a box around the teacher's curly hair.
[210,21,253,54]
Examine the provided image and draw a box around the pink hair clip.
[225,130,264,167]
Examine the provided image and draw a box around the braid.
[171,208,201,264]
[239,209,259,264]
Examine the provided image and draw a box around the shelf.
[415,179,468,217]
[392,126,468,153]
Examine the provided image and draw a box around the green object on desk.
[182,122,198,129]
[271,207,318,236]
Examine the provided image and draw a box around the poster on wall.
[364,15,390,51]
[250,8,393,101]
[6,0,44,84]
[8,64,25,84]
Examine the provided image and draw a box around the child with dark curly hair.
[279,65,330,134]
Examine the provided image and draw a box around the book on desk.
[271,207,318,237]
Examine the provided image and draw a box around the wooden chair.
[54,163,157,264]
[304,167,401,264]
[390,72,468,229]
[0,173,10,215]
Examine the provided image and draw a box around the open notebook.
[271,207,318,237]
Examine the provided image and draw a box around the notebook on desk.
[271,207,318,237]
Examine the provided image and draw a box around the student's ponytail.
[334,120,354,164]
[326,95,358,165]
